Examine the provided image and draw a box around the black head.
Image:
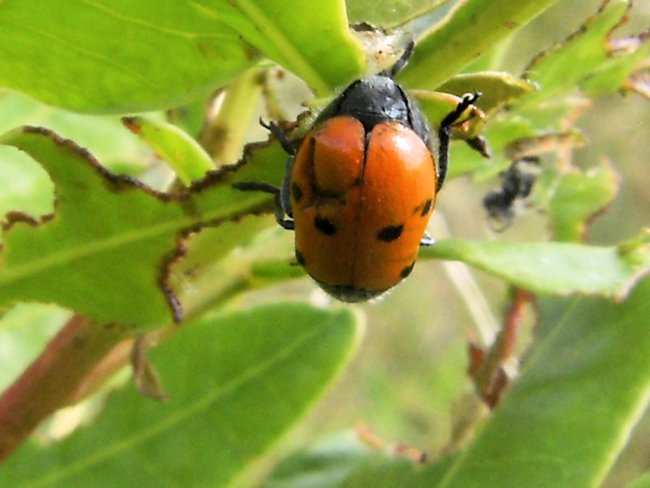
[313,43,431,149]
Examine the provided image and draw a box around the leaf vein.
[27,320,332,486]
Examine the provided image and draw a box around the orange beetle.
[236,43,478,301]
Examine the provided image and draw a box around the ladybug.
[236,42,479,301]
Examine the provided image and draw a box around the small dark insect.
[483,157,541,230]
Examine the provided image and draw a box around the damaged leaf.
[543,161,621,242]
[503,130,587,161]
[397,0,563,89]
[582,30,650,97]
[0,126,285,327]
[523,0,648,102]
[623,69,650,99]
[448,117,537,178]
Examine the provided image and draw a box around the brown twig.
[0,315,129,462]
[471,288,535,407]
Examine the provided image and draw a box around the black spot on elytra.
[420,199,433,217]
[291,182,303,202]
[377,224,403,242]
[314,216,337,235]
[295,249,306,266]
[400,261,415,279]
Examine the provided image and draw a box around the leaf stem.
[201,67,265,165]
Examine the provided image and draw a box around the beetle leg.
[279,156,295,219]
[260,118,295,155]
[233,121,297,230]
[232,181,295,230]
[437,92,481,191]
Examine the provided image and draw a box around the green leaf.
[0,1,253,112]
[341,456,453,488]
[251,257,307,284]
[0,0,363,112]
[166,98,208,139]
[0,127,285,327]
[0,127,186,326]
[226,1,364,95]
[0,91,152,221]
[0,303,363,486]
[522,0,641,103]
[437,72,536,115]
[579,17,650,98]
[438,276,650,487]
[0,91,148,171]
[122,115,214,185]
[173,220,295,316]
[504,130,587,161]
[543,161,621,242]
[346,0,450,29]
[514,96,592,132]
[397,0,561,89]
[178,217,279,278]
[424,237,650,299]
[266,431,454,488]
[448,116,537,179]
[412,91,486,137]
[248,223,639,294]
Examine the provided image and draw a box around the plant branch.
[200,67,265,165]
[0,316,129,462]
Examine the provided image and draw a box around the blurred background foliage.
[0,0,648,486]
